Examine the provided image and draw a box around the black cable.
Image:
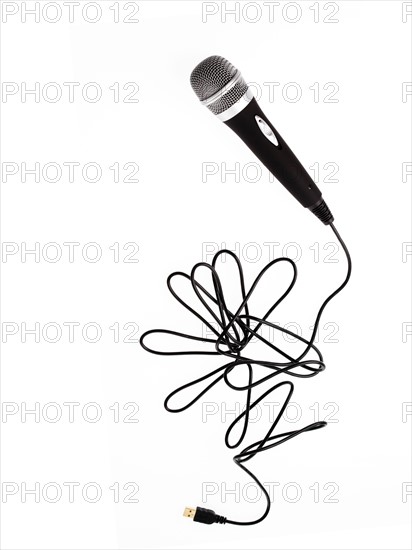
[140,222,351,526]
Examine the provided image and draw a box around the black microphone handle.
[224,97,333,224]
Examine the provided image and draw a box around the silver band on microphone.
[217,90,254,122]
[200,70,243,107]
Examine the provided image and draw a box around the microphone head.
[190,55,248,115]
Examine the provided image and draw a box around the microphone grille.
[190,55,248,115]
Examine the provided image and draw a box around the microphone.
[190,55,334,225]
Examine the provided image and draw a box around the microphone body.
[190,56,334,224]
[224,96,321,209]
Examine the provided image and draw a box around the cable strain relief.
[215,515,227,525]
[309,199,334,225]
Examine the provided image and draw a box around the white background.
[1,1,411,549]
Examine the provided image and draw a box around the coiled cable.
[140,222,351,526]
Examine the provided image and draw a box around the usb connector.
[183,506,226,525]
[183,507,196,519]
